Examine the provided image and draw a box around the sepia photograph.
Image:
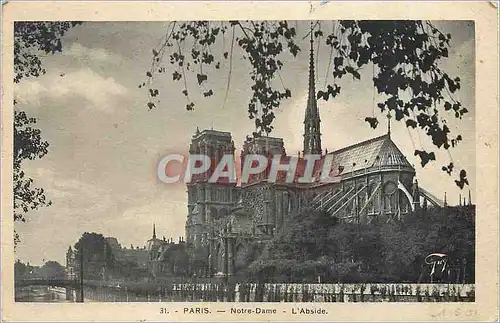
[1,1,498,322]
[12,18,477,303]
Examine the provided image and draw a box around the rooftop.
[325,134,414,175]
[192,128,232,139]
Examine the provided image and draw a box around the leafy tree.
[113,259,145,281]
[13,22,80,245]
[249,207,475,283]
[38,260,66,280]
[248,209,370,282]
[234,242,262,272]
[164,246,189,276]
[73,232,115,280]
[143,20,469,187]
[187,245,209,276]
[13,111,50,229]
[14,259,35,280]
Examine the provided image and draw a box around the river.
[15,286,74,303]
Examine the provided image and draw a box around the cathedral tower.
[185,129,236,248]
[303,25,322,155]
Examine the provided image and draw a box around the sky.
[14,21,475,266]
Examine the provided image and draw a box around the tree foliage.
[14,259,66,280]
[13,110,51,225]
[13,22,80,244]
[187,245,209,276]
[14,259,35,280]
[143,20,469,187]
[38,260,66,280]
[14,22,80,83]
[112,259,148,282]
[163,245,190,277]
[248,207,475,283]
[74,232,115,280]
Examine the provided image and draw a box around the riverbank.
[80,282,475,302]
[15,282,475,303]
[15,286,72,302]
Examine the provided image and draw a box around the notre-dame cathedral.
[183,34,443,277]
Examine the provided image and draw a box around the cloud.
[15,68,127,112]
[27,166,114,213]
[109,191,187,246]
[65,43,116,62]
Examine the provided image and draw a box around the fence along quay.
[79,282,474,302]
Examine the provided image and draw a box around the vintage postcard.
[1,1,499,322]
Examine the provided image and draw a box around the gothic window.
[384,193,396,213]
[209,207,218,221]
[357,194,364,211]
[371,191,380,214]
[383,181,397,195]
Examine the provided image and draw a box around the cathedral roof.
[241,134,413,187]
[192,129,232,140]
[325,134,414,175]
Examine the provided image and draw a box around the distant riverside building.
[104,237,149,269]
[65,237,149,280]
[146,224,188,278]
[184,32,445,277]
[65,246,76,280]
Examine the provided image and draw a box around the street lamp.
[79,250,84,303]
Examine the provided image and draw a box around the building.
[104,236,149,269]
[146,224,189,279]
[121,246,149,269]
[65,246,76,279]
[65,236,149,282]
[184,29,444,277]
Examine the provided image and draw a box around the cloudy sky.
[14,21,475,266]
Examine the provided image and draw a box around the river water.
[15,286,74,303]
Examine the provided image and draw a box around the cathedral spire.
[303,22,322,155]
[152,223,156,240]
[387,111,392,138]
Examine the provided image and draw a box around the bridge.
[15,278,80,288]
